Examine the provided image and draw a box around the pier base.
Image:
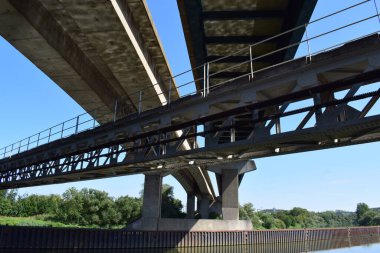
[127,218,253,231]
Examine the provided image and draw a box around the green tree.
[0,189,18,216]
[115,196,142,225]
[161,184,185,218]
[16,194,61,217]
[356,203,370,223]
[240,203,262,229]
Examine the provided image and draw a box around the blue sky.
[1,0,380,212]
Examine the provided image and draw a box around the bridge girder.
[1,35,380,189]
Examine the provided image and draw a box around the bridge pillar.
[208,160,256,220]
[142,174,162,219]
[221,169,239,220]
[186,192,195,218]
[198,196,210,218]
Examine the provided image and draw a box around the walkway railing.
[1,0,380,159]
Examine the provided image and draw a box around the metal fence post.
[207,62,210,95]
[48,128,52,143]
[203,63,207,98]
[18,141,21,153]
[36,133,40,147]
[61,122,65,138]
[249,45,254,80]
[27,137,30,151]
[304,24,312,63]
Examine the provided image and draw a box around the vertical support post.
[10,144,13,156]
[113,100,118,122]
[61,122,65,138]
[138,91,143,115]
[142,174,162,219]
[36,133,40,147]
[47,128,52,143]
[26,137,30,151]
[186,193,195,218]
[221,169,239,220]
[230,119,236,143]
[275,106,282,134]
[2,146,6,158]
[206,62,210,95]
[203,63,207,98]
[304,24,312,63]
[249,45,254,80]
[75,116,80,134]
[17,141,21,153]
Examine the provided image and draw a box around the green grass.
[0,216,81,228]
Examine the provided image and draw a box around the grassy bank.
[0,216,80,228]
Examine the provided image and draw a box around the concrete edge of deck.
[0,225,379,249]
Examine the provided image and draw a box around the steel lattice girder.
[1,35,380,189]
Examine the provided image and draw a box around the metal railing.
[1,0,379,159]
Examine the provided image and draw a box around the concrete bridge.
[1,0,379,232]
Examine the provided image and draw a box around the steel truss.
[1,35,380,189]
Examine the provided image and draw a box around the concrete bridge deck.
[0,0,215,203]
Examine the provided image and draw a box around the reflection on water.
[2,236,380,253]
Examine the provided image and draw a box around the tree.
[160,184,185,218]
[356,203,370,223]
[115,196,142,225]
[16,194,61,217]
[240,203,262,229]
[0,189,18,216]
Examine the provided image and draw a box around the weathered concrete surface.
[0,0,214,200]
[221,169,239,220]
[142,174,162,220]
[128,218,253,231]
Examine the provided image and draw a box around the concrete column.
[221,169,239,220]
[142,174,162,219]
[198,197,210,219]
[186,192,195,218]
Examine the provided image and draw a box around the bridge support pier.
[198,196,210,219]
[209,160,256,220]
[142,174,162,220]
[221,169,239,220]
[186,193,195,218]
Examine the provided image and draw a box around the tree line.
[1,187,379,229]
[0,185,184,228]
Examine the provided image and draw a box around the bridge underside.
[0,0,215,201]
[1,35,380,188]
[177,0,317,88]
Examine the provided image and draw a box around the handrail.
[1,0,379,159]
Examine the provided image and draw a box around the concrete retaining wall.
[0,225,379,249]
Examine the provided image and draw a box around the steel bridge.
[1,0,380,230]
